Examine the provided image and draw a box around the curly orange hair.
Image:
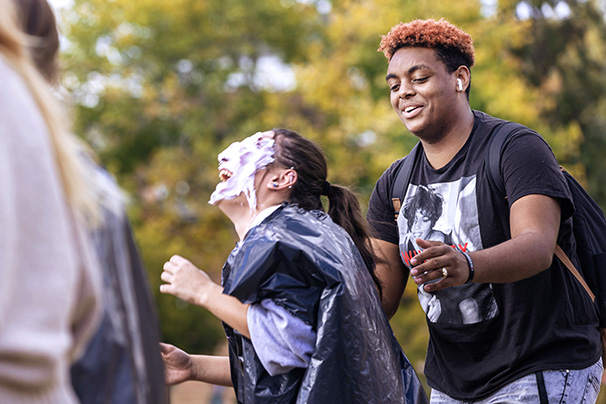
[379,19,475,72]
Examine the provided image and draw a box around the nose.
[398,81,414,98]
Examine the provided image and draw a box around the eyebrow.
[385,64,432,81]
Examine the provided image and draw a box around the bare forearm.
[411,195,561,291]
[160,255,251,337]
[468,230,556,284]
[371,238,408,319]
[470,194,560,283]
[199,283,251,339]
[190,355,232,386]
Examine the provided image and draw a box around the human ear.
[455,66,471,93]
[266,168,297,190]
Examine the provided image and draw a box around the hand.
[160,343,193,385]
[409,239,469,292]
[160,255,220,307]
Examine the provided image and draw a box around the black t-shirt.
[368,110,601,400]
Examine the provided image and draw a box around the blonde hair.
[0,0,102,225]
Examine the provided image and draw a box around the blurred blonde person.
[10,0,169,402]
[0,0,107,402]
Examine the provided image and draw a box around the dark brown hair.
[271,128,382,295]
[403,186,444,228]
[14,0,59,83]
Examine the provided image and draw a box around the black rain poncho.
[221,203,428,403]
[70,170,168,404]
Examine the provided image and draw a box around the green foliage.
[58,0,606,389]
[60,0,324,354]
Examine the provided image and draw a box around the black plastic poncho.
[221,203,428,404]
[70,169,168,404]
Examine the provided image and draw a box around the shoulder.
[367,158,404,217]
[260,205,356,257]
[471,110,552,168]
[0,56,19,88]
[369,153,413,204]
[367,156,414,243]
[490,117,553,163]
[491,120,573,216]
[473,110,507,126]
[472,110,543,146]
[228,206,341,285]
[0,57,35,111]
[246,205,328,247]
[0,58,48,152]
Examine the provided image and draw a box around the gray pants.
[430,359,603,404]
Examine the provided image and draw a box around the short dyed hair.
[379,18,475,73]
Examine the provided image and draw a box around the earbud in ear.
[457,78,464,92]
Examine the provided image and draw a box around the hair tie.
[321,181,331,196]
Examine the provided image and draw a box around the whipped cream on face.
[209,132,275,210]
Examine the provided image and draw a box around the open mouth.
[219,168,233,182]
[403,105,422,114]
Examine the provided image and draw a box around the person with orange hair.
[367,18,602,403]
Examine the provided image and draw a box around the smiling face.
[208,131,275,210]
[386,47,460,142]
[411,209,434,239]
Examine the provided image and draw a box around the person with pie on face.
[367,19,602,403]
[159,129,428,403]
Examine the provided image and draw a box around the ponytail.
[272,129,382,296]
[325,185,382,297]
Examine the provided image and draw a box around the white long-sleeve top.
[0,56,102,403]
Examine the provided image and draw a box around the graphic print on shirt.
[397,179,499,325]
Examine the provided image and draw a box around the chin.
[401,118,423,136]
[214,193,244,209]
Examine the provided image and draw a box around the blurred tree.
[503,0,606,209]
[60,0,324,354]
[57,0,605,396]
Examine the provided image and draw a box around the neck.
[422,108,474,169]
[220,200,284,241]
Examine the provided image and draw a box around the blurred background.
[48,0,606,401]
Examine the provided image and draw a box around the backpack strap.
[555,245,596,302]
[487,121,596,303]
[391,142,422,222]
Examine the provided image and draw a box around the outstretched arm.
[372,238,408,319]
[160,343,232,386]
[160,255,251,338]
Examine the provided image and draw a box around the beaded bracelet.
[460,251,475,284]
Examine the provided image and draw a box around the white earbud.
[457,78,464,92]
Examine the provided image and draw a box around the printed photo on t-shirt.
[398,179,499,325]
